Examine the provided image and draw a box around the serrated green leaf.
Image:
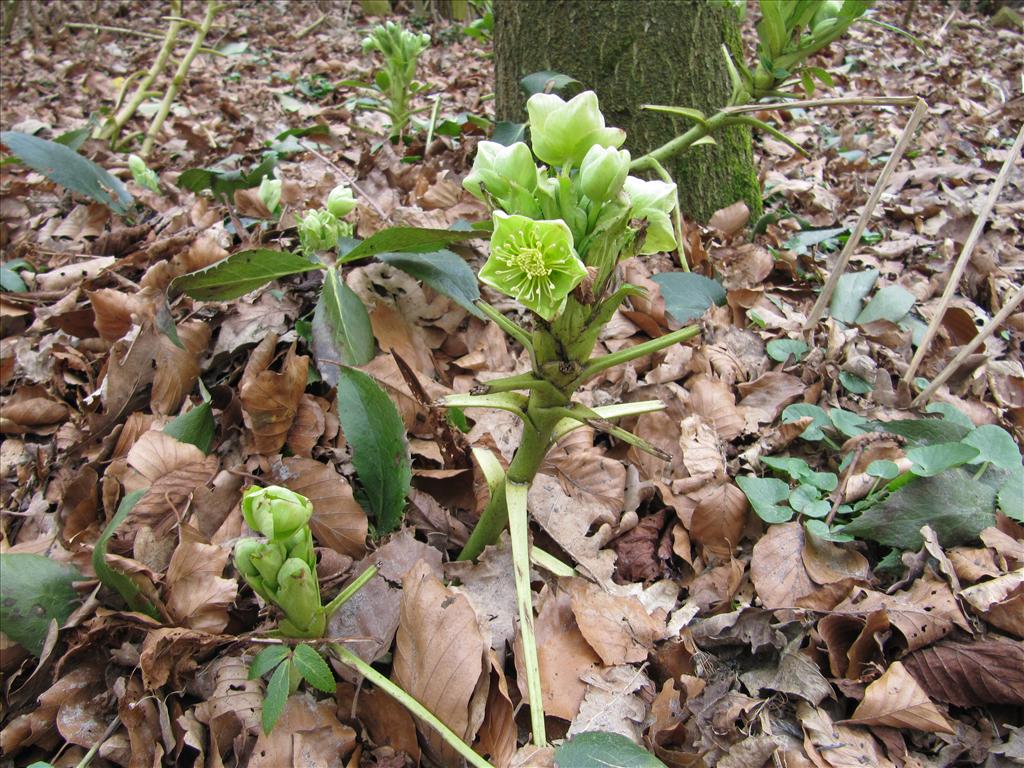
[338,227,480,264]
[163,402,215,454]
[855,285,916,325]
[378,250,484,318]
[907,442,980,477]
[262,659,291,733]
[0,554,82,656]
[650,272,726,325]
[249,645,291,679]
[737,475,793,524]
[766,338,808,362]
[312,267,375,386]
[1,131,133,214]
[171,249,321,301]
[962,425,1021,471]
[829,268,878,324]
[554,731,667,768]
[92,489,159,619]
[292,643,336,693]
[336,367,411,534]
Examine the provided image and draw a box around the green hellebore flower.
[479,212,587,321]
[463,141,538,202]
[298,209,349,254]
[326,184,357,218]
[234,538,274,602]
[242,485,313,542]
[527,90,625,170]
[128,154,160,193]
[580,145,631,203]
[258,176,282,214]
[623,176,679,255]
[276,557,325,637]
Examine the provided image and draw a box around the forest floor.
[1,1,1023,767]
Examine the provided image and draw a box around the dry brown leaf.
[689,375,744,440]
[141,627,231,691]
[750,522,815,610]
[357,684,421,761]
[88,288,148,342]
[446,534,517,660]
[249,691,356,768]
[567,577,665,665]
[164,525,237,633]
[679,414,725,478]
[567,665,654,743]
[477,653,516,768]
[797,703,895,768]
[151,320,210,415]
[0,389,69,432]
[392,559,488,765]
[285,395,325,457]
[689,482,748,558]
[903,638,1024,707]
[239,335,308,454]
[948,545,1001,584]
[270,457,368,559]
[736,371,805,424]
[818,610,889,679]
[959,569,1024,638]
[545,446,627,518]
[801,531,872,586]
[846,661,954,734]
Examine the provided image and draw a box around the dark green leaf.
[784,226,846,255]
[336,367,411,534]
[249,645,291,679]
[378,249,484,318]
[924,402,975,431]
[650,272,726,324]
[838,371,872,394]
[262,659,291,733]
[177,153,277,197]
[840,468,996,549]
[492,121,527,146]
[53,126,91,150]
[963,425,1021,471]
[804,519,853,542]
[0,131,133,215]
[997,467,1023,523]
[868,418,971,446]
[312,267,375,385]
[829,269,878,324]
[554,731,667,768]
[736,476,793,524]
[782,403,830,441]
[163,402,215,454]
[829,408,869,438]
[292,643,336,693]
[519,70,581,97]
[855,285,916,325]
[171,249,321,301]
[766,338,808,362]
[907,442,980,477]
[0,554,82,656]
[338,227,481,264]
[1,262,28,292]
[92,490,159,619]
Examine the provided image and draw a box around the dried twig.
[903,124,1024,384]
[804,98,929,329]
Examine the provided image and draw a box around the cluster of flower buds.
[361,21,431,89]
[128,154,160,193]
[234,486,326,638]
[297,184,358,256]
[463,90,679,321]
[258,176,282,214]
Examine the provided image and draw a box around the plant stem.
[323,563,378,619]
[67,21,167,40]
[97,0,184,143]
[648,158,688,271]
[572,324,700,388]
[140,0,219,157]
[330,643,495,768]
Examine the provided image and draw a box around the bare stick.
[66,22,167,40]
[903,124,1024,383]
[804,98,929,329]
[723,95,919,115]
[911,284,1024,408]
[297,12,327,39]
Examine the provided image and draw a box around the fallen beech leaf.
[798,703,895,768]
[239,335,308,454]
[801,530,872,586]
[357,685,421,762]
[151,320,210,415]
[566,665,654,743]
[164,525,237,633]
[817,610,889,679]
[689,375,744,440]
[249,691,356,768]
[446,534,517,660]
[88,288,148,341]
[392,559,488,765]
[689,482,748,558]
[736,371,805,423]
[285,395,326,457]
[959,569,1024,638]
[750,522,815,610]
[903,639,1024,707]
[477,654,516,768]
[847,661,954,734]
[567,577,665,665]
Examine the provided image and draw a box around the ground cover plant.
[0,1,1023,767]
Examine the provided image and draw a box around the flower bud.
[527,90,625,170]
[276,558,325,637]
[326,185,357,217]
[283,526,315,570]
[242,485,313,542]
[258,176,282,214]
[234,538,274,602]
[623,176,679,255]
[249,541,286,592]
[128,154,160,193]
[580,145,630,203]
[463,141,538,203]
[297,209,347,254]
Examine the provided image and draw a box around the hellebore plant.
[296,184,358,256]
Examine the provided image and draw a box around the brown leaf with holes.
[689,482,748,558]
[846,662,954,734]
[164,525,237,633]
[239,335,308,454]
[270,457,367,559]
[903,639,1024,707]
[392,559,488,766]
[567,577,665,665]
[151,320,210,415]
[750,522,815,610]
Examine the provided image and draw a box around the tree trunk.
[494,0,761,224]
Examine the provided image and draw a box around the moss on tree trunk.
[494,0,761,224]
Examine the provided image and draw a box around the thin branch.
[296,12,327,39]
[903,124,1024,383]
[804,98,929,329]
[66,22,167,40]
[722,95,919,114]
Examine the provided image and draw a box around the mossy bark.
[494,0,761,224]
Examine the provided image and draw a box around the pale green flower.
[479,212,587,321]
[463,140,538,201]
[527,91,625,169]
[623,176,678,254]
[580,145,630,203]
[326,184,357,217]
[128,154,160,193]
[242,485,313,542]
[298,209,350,253]
[258,176,282,213]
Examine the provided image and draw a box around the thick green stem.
[330,643,494,768]
[572,324,700,388]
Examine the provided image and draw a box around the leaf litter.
[1,1,1023,767]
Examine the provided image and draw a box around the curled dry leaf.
[164,525,237,633]
[151,320,211,415]
[689,482,748,558]
[567,576,665,666]
[0,388,69,433]
[477,653,516,768]
[903,638,1024,707]
[239,335,308,454]
[392,559,488,766]
[846,661,954,734]
[797,703,895,768]
[801,530,872,586]
[271,457,368,559]
[736,371,805,424]
[357,684,421,762]
[959,568,1024,638]
[88,288,148,342]
[750,522,816,610]
[817,609,889,679]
